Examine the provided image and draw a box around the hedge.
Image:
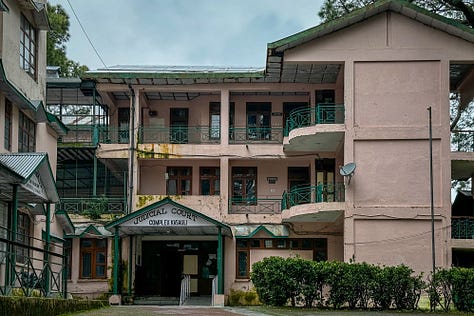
[429,267,474,312]
[251,257,425,310]
[0,296,108,316]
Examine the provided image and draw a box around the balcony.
[229,127,284,144]
[283,104,345,152]
[229,196,282,214]
[452,217,474,239]
[281,184,345,222]
[139,126,220,144]
[97,126,130,144]
[57,196,126,216]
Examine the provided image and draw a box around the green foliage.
[0,296,107,316]
[47,4,89,77]
[450,267,474,312]
[251,256,292,306]
[83,196,109,219]
[227,288,261,306]
[429,268,453,312]
[251,258,427,310]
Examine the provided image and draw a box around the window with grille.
[18,111,35,152]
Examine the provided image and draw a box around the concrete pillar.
[220,89,229,146]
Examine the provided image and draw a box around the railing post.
[113,227,120,295]
[62,242,68,298]
[217,227,224,294]
[44,203,51,296]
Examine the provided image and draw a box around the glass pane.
[96,265,106,277]
[276,240,286,248]
[96,239,107,248]
[236,239,248,248]
[167,180,177,195]
[81,253,92,277]
[81,239,93,248]
[96,251,106,264]
[237,251,248,277]
[214,179,220,195]
[264,240,273,248]
[250,240,260,248]
[201,179,210,195]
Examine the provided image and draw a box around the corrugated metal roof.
[93,65,265,74]
[0,152,47,180]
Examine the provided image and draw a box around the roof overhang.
[55,209,75,235]
[0,152,59,204]
[106,197,232,237]
[234,224,289,238]
[18,0,49,30]
[65,224,112,238]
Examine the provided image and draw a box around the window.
[235,238,328,278]
[200,167,220,195]
[4,99,12,150]
[232,167,257,204]
[16,212,31,264]
[236,239,249,278]
[209,102,220,140]
[166,167,192,195]
[18,111,35,152]
[80,239,107,279]
[20,14,37,78]
[246,102,271,140]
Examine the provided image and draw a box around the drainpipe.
[127,86,135,215]
[113,227,120,294]
[217,227,223,294]
[44,203,51,296]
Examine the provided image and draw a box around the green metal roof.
[267,0,474,53]
[0,152,59,203]
[234,224,290,238]
[46,112,68,136]
[55,209,75,235]
[0,0,9,11]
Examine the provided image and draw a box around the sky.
[48,0,326,71]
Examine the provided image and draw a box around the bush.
[251,258,426,310]
[450,267,474,312]
[428,268,453,312]
[227,288,261,306]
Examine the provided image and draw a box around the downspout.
[44,203,51,296]
[113,227,120,294]
[127,86,135,215]
[217,227,223,294]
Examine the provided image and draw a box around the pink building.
[48,0,474,305]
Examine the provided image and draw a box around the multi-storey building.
[48,0,474,305]
[0,0,69,297]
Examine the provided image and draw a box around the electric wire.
[65,0,108,69]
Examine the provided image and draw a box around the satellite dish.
[339,162,356,184]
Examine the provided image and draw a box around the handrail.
[284,103,344,136]
[138,126,220,144]
[229,127,283,143]
[229,196,282,214]
[179,274,191,306]
[211,276,218,306]
[451,216,474,239]
[281,183,345,210]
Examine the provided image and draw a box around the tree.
[47,4,88,77]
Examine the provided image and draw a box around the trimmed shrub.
[251,256,292,306]
[428,268,453,312]
[227,288,261,306]
[450,267,474,312]
[0,296,107,316]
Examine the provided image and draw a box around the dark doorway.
[117,108,130,143]
[135,240,218,297]
[170,108,189,143]
[135,242,182,296]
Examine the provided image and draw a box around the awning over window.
[0,152,59,204]
[106,197,232,237]
[65,224,112,238]
[234,224,289,238]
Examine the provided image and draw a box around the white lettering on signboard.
[122,204,212,228]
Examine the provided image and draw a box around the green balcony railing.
[57,197,126,215]
[451,130,474,152]
[229,196,282,214]
[229,127,284,143]
[138,126,220,144]
[284,103,344,136]
[97,126,130,144]
[452,217,474,239]
[281,183,345,210]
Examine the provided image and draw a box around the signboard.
[121,203,214,228]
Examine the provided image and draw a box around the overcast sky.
[48,0,325,70]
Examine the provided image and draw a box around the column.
[217,227,223,294]
[220,89,229,146]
